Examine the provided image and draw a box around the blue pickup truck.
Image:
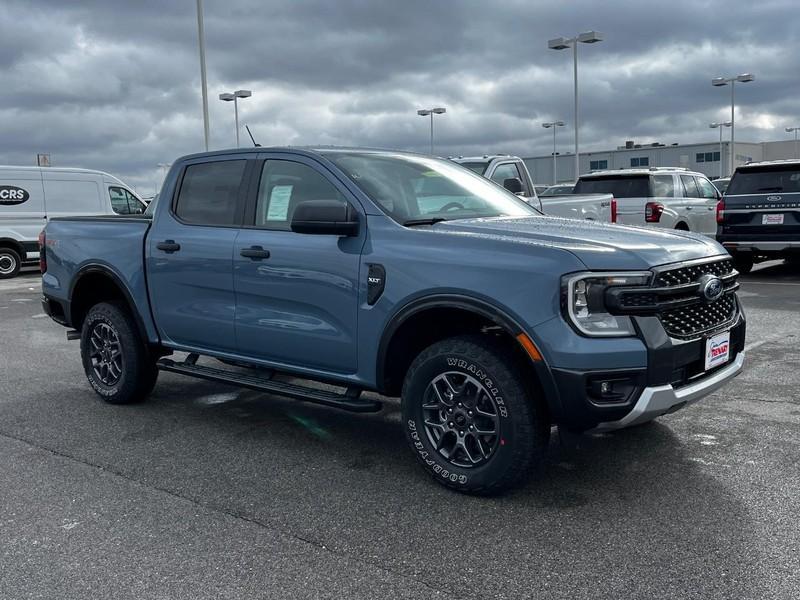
[41,147,746,494]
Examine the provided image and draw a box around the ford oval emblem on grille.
[766,195,782,202]
[698,274,724,303]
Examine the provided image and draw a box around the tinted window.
[324,152,536,223]
[255,160,347,229]
[175,160,246,225]
[696,153,705,163]
[713,179,730,193]
[726,167,800,195]
[490,163,521,184]
[573,176,650,198]
[457,162,489,175]
[589,160,608,170]
[651,175,674,197]
[679,175,700,198]
[695,176,718,199]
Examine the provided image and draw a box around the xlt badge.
[367,264,386,305]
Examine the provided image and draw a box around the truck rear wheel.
[0,247,21,279]
[401,334,549,495]
[80,302,158,404]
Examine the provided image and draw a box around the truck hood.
[430,216,726,270]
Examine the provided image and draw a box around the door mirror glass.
[503,177,524,194]
[290,200,359,236]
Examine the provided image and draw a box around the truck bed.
[42,215,157,341]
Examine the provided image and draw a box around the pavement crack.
[0,429,455,598]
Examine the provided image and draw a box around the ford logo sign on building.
[0,185,30,205]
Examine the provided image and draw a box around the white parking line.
[744,340,769,352]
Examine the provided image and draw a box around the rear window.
[726,167,800,195]
[457,162,489,175]
[573,175,650,198]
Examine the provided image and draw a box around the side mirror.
[290,200,359,236]
[503,177,524,195]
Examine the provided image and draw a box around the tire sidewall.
[80,305,134,401]
[0,248,21,279]
[402,346,526,492]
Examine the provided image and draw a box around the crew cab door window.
[254,160,348,230]
[174,160,247,225]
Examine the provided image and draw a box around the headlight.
[562,272,652,337]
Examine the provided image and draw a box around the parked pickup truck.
[717,159,800,273]
[42,147,746,495]
[450,155,616,222]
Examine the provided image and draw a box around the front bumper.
[593,351,745,431]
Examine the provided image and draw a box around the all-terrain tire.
[80,302,158,404]
[0,247,21,279]
[401,334,549,495]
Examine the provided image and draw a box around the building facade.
[523,138,798,185]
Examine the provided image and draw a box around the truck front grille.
[659,294,737,339]
[653,258,738,339]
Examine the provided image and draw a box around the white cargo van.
[0,166,145,278]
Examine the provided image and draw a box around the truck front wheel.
[80,302,158,404]
[401,335,549,495]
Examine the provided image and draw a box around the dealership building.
[523,138,800,185]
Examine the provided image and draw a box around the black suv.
[717,159,800,272]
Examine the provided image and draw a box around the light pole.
[219,90,252,148]
[542,121,565,184]
[786,126,800,159]
[709,122,732,179]
[417,107,446,155]
[548,31,604,182]
[196,0,209,151]
[712,73,755,175]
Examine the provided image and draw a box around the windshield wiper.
[403,217,448,226]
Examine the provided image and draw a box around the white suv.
[573,167,721,236]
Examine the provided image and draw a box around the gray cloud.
[1,0,798,194]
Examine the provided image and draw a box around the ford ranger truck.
[41,148,746,495]
[717,159,800,273]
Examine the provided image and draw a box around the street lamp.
[548,31,604,182]
[709,122,732,179]
[417,107,446,155]
[542,121,565,184]
[195,0,209,151]
[219,89,252,148]
[786,126,800,159]
[712,73,755,175]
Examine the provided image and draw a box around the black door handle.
[156,240,181,253]
[240,246,270,260]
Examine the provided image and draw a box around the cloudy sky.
[1,0,798,194]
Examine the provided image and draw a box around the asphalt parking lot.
[1,263,799,599]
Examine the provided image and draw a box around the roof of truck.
[739,159,800,169]
[176,146,443,163]
[580,167,705,178]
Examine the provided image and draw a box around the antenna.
[245,125,261,147]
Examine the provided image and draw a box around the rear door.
[678,175,706,232]
[722,165,800,241]
[41,171,104,217]
[232,154,364,373]
[146,156,250,353]
[693,175,721,236]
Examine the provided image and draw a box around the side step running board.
[156,358,382,413]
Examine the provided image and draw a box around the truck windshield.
[324,152,537,224]
[574,175,650,198]
[726,166,800,195]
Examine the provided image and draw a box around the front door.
[233,154,364,374]
[147,157,250,353]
